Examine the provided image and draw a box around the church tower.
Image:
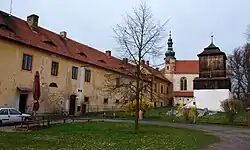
[164,31,176,82]
[193,35,231,111]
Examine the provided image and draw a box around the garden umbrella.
[33,71,41,112]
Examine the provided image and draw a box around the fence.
[85,105,124,113]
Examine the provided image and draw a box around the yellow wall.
[0,38,172,115]
[0,39,121,115]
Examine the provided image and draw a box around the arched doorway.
[69,95,76,115]
[169,97,174,107]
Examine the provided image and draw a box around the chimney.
[146,60,149,65]
[105,50,111,57]
[141,60,145,64]
[123,58,128,64]
[27,14,39,27]
[60,31,67,38]
[156,67,159,71]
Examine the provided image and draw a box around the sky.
[1,0,250,65]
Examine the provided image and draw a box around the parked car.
[0,107,31,125]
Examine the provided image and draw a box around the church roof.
[197,42,226,57]
[175,60,199,74]
[174,91,194,97]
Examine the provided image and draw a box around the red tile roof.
[0,11,170,83]
[174,60,231,75]
[173,91,194,97]
[175,60,199,74]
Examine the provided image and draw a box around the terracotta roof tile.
[174,91,193,97]
[175,60,199,74]
[0,10,170,83]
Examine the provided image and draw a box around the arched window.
[49,82,58,88]
[180,77,187,90]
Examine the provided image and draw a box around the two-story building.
[0,10,172,115]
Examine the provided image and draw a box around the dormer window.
[98,59,106,63]
[43,40,56,47]
[0,24,14,32]
[77,52,87,57]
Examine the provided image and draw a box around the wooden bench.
[16,115,51,130]
[63,115,92,123]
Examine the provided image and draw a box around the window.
[104,98,108,104]
[84,96,89,103]
[85,70,91,82]
[98,59,106,63]
[49,82,58,88]
[167,66,169,70]
[116,77,120,87]
[180,77,187,90]
[22,54,32,71]
[72,66,78,80]
[77,52,87,57]
[51,61,59,76]
[0,109,8,115]
[160,85,163,94]
[154,83,157,92]
[166,87,169,94]
[161,102,163,107]
[115,99,119,104]
[9,109,21,115]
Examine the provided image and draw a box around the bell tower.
[164,31,176,81]
[193,35,231,111]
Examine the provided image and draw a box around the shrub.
[221,99,245,123]
[124,99,154,115]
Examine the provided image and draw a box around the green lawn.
[0,122,218,150]
[96,107,248,125]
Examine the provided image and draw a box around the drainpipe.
[78,66,85,112]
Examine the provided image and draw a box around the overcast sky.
[1,0,250,65]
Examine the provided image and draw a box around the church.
[162,32,232,111]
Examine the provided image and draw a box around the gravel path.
[99,119,250,150]
[1,119,250,150]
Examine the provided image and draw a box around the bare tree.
[246,25,250,42]
[227,45,249,100]
[112,2,168,132]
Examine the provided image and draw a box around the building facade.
[0,10,172,115]
[162,32,199,106]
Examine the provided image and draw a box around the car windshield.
[9,109,21,115]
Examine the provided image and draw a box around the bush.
[124,99,154,115]
[221,99,245,123]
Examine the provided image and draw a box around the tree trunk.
[135,62,141,133]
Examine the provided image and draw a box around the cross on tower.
[211,33,214,44]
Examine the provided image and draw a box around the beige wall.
[172,74,198,91]
[0,39,122,115]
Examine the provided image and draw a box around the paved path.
[99,119,250,150]
[1,119,250,150]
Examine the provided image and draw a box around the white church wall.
[194,89,231,111]
[173,97,194,106]
[173,74,198,91]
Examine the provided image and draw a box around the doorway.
[19,94,28,113]
[69,95,76,115]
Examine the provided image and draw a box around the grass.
[89,107,248,126]
[0,122,218,150]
